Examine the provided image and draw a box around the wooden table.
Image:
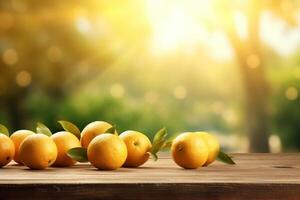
[0,153,299,200]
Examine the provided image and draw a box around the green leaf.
[105,125,117,135]
[217,151,235,165]
[153,127,167,144]
[36,122,52,137]
[0,124,9,136]
[151,140,166,154]
[67,147,88,163]
[150,128,168,160]
[58,120,81,139]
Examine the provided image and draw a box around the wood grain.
[0,153,300,200]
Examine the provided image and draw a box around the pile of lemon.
[0,121,234,170]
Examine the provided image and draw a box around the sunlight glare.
[76,16,91,34]
[260,11,300,57]
[208,32,233,61]
[146,0,233,60]
[234,11,248,40]
[147,0,211,54]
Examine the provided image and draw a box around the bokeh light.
[2,48,18,65]
[269,134,282,153]
[285,86,298,101]
[173,85,187,100]
[110,84,125,98]
[246,54,260,69]
[16,70,32,87]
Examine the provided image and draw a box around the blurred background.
[0,0,300,153]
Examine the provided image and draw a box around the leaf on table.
[217,151,236,165]
[36,122,52,137]
[58,120,81,139]
[67,147,88,163]
[150,127,168,161]
[0,124,9,136]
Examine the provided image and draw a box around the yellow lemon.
[51,131,81,167]
[10,130,35,164]
[171,132,208,169]
[80,121,113,148]
[0,134,15,167]
[19,134,57,170]
[87,134,127,170]
[196,131,220,166]
[119,130,152,167]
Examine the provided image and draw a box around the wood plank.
[0,153,300,200]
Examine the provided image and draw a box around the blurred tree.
[213,0,298,152]
[0,0,149,130]
[217,1,269,152]
[0,1,114,129]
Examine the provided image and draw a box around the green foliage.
[58,120,81,138]
[104,126,117,135]
[217,151,235,165]
[0,124,9,136]
[67,147,88,163]
[150,128,168,161]
[272,68,300,150]
[36,122,52,136]
[1,0,300,152]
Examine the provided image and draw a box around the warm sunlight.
[146,0,217,55]
[1,0,300,162]
[146,0,300,59]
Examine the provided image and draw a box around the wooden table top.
[0,153,300,200]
